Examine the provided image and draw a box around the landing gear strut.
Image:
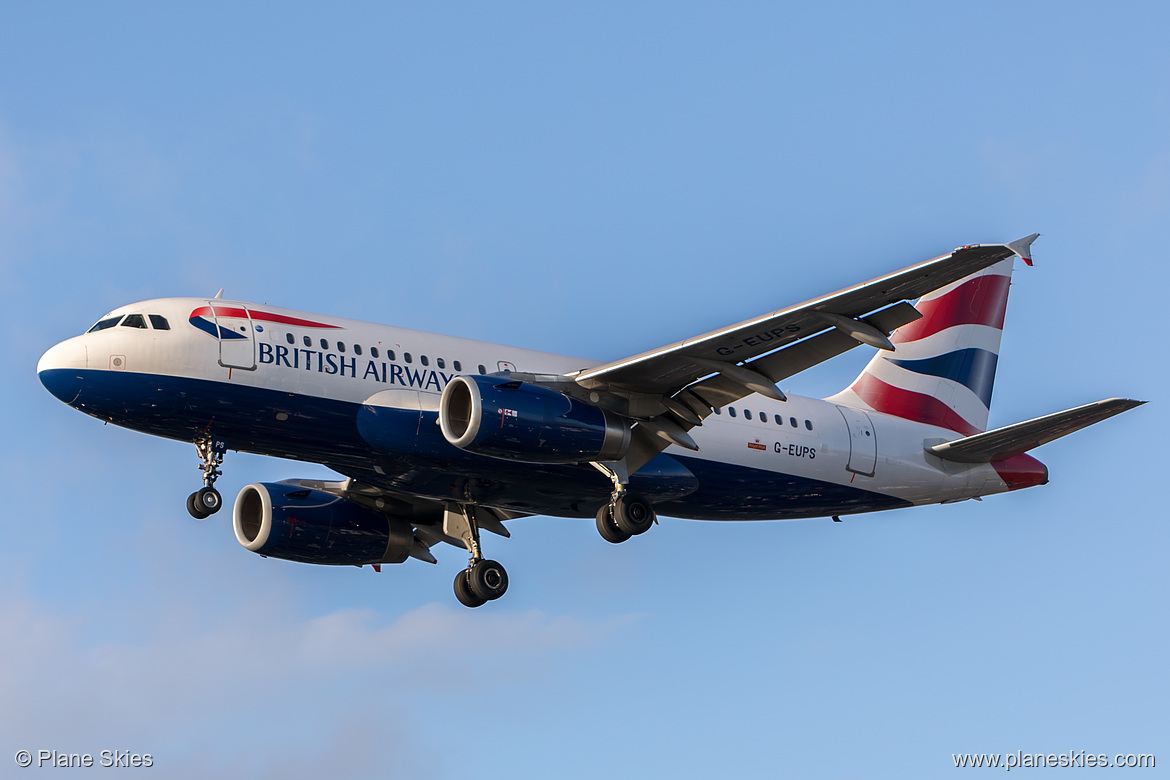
[591,461,657,544]
[187,437,226,519]
[445,504,509,607]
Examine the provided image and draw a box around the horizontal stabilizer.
[927,397,1144,463]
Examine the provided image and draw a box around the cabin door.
[836,406,877,477]
[207,303,257,370]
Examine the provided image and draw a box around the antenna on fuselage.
[214,289,224,299]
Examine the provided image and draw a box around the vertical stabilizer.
[827,257,1018,434]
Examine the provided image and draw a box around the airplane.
[37,235,1143,607]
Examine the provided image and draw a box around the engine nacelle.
[438,374,630,464]
[233,482,415,566]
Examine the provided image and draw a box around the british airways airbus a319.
[38,236,1142,607]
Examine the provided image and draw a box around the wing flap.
[926,398,1145,464]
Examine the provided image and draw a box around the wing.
[559,236,1039,471]
[574,239,1036,394]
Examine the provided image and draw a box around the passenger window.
[320,339,329,350]
[744,409,752,420]
[371,347,379,358]
[774,414,783,425]
[729,407,737,418]
[478,364,486,375]
[338,342,346,353]
[790,417,798,428]
[88,316,122,332]
[387,350,396,361]
[713,407,721,415]
[148,315,170,330]
[759,412,767,423]
[285,332,295,345]
[121,314,148,329]
[805,419,813,431]
[437,358,445,369]
[405,353,413,364]
[303,336,311,347]
[354,344,362,356]
[421,355,429,366]
[453,360,462,372]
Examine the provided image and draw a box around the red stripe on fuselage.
[893,274,1011,343]
[849,373,981,435]
[189,306,342,329]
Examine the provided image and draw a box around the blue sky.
[2,3,1166,777]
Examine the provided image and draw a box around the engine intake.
[233,482,416,566]
[439,374,630,463]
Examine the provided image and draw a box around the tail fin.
[828,250,1027,435]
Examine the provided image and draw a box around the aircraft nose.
[38,337,88,404]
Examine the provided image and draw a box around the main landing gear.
[187,437,227,519]
[445,504,509,608]
[595,490,656,543]
[590,461,657,544]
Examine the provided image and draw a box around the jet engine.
[438,374,630,464]
[233,482,416,566]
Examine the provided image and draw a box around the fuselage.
[38,297,1045,521]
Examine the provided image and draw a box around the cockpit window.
[88,316,122,332]
[121,314,148,329]
[148,315,170,330]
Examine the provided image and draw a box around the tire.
[468,559,509,601]
[596,504,631,544]
[195,486,222,515]
[187,492,209,519]
[454,569,486,608]
[613,492,655,536]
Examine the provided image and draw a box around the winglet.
[1006,233,1040,266]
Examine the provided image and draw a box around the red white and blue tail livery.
[38,236,1143,607]
[830,254,1016,435]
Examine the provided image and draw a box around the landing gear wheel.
[454,569,487,608]
[469,559,509,601]
[613,492,655,536]
[597,504,632,544]
[189,438,226,520]
[194,486,222,516]
[186,492,209,520]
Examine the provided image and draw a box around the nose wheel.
[187,486,223,519]
[186,437,227,519]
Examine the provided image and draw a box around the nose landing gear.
[186,437,227,519]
